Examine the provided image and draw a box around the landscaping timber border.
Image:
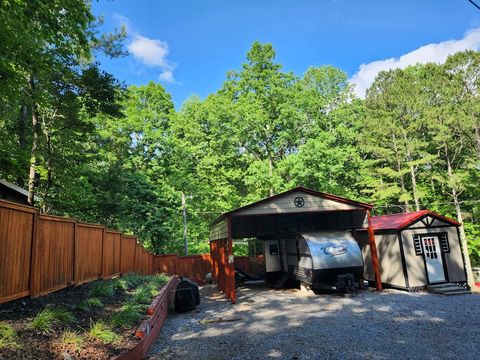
[114,275,180,360]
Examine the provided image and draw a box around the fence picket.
[0,199,215,304]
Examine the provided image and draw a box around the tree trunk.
[42,124,53,212]
[474,124,480,161]
[268,156,274,197]
[27,107,39,206]
[392,134,410,212]
[17,104,28,185]
[408,164,420,211]
[401,130,420,211]
[444,143,475,289]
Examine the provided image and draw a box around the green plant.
[30,309,57,334]
[149,274,169,289]
[30,308,75,334]
[74,302,90,312]
[75,297,103,312]
[113,278,129,291]
[86,297,103,307]
[109,303,143,328]
[0,322,20,350]
[61,330,83,351]
[51,308,75,324]
[132,285,153,304]
[89,281,114,297]
[114,273,145,291]
[88,321,118,344]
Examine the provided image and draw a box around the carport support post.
[367,210,383,291]
[227,215,236,304]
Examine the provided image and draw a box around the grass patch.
[109,303,143,328]
[113,273,145,290]
[88,321,118,344]
[0,322,20,350]
[30,308,75,334]
[131,284,154,304]
[89,281,114,298]
[61,330,83,351]
[30,309,56,334]
[87,297,103,307]
[149,273,170,288]
[52,308,75,324]
[74,302,90,312]
[75,297,103,312]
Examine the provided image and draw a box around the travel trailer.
[250,231,364,291]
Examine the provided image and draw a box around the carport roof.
[368,210,460,231]
[210,186,373,226]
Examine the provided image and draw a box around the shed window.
[413,235,423,255]
[438,233,450,253]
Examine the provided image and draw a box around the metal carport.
[209,187,382,303]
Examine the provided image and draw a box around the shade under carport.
[209,187,383,303]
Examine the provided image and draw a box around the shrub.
[88,321,118,344]
[51,308,75,324]
[113,278,129,291]
[74,302,90,312]
[86,297,103,307]
[109,303,143,328]
[132,285,153,304]
[0,322,20,350]
[61,330,83,351]
[149,274,170,288]
[75,297,103,312]
[114,273,145,290]
[89,281,114,298]
[30,308,75,334]
[30,309,56,334]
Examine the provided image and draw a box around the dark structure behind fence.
[0,199,216,304]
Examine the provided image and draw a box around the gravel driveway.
[147,285,479,360]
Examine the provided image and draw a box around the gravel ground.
[147,285,479,360]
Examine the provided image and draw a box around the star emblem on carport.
[294,196,305,208]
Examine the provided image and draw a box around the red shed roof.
[370,210,460,231]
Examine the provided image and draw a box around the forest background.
[1,1,480,265]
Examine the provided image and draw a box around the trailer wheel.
[345,278,355,294]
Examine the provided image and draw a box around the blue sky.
[92,0,480,107]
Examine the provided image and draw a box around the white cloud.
[350,27,480,98]
[159,69,175,83]
[115,14,176,83]
[128,35,170,68]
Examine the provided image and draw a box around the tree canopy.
[1,4,479,265]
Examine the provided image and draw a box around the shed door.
[264,240,282,272]
[421,235,446,283]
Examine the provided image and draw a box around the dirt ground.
[148,284,480,360]
[0,275,167,359]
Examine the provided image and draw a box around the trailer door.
[264,240,282,272]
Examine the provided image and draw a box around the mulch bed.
[0,274,167,359]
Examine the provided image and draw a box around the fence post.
[28,208,39,298]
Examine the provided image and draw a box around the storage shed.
[356,210,468,290]
[0,179,38,205]
[209,187,383,303]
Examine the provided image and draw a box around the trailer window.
[269,244,279,255]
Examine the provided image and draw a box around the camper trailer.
[250,231,364,291]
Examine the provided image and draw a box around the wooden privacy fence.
[210,238,236,303]
[233,256,250,274]
[0,199,216,304]
[153,254,212,284]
